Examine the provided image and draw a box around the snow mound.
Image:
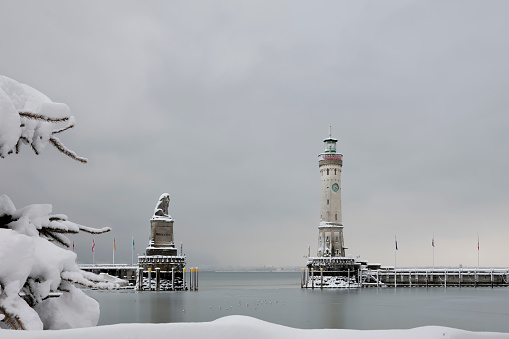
[0,315,507,338]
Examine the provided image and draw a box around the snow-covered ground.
[1,315,508,338]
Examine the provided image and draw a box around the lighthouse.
[303,129,361,288]
[317,128,345,257]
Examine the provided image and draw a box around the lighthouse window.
[335,214,337,221]
[327,199,329,205]
[335,169,337,175]
[326,169,329,175]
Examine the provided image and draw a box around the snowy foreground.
[2,316,509,339]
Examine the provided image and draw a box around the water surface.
[86,271,509,332]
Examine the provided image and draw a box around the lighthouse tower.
[317,129,345,257]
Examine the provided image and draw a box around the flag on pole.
[92,239,95,252]
[131,234,135,267]
[114,238,116,252]
[432,235,435,247]
[477,235,479,250]
[395,236,398,250]
[73,241,75,252]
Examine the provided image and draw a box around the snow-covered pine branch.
[52,116,76,135]
[0,194,113,330]
[49,136,88,163]
[18,112,70,123]
[77,224,111,234]
[60,271,112,290]
[0,75,88,163]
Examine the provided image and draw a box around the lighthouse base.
[302,257,361,288]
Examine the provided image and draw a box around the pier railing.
[372,268,509,288]
[302,266,509,288]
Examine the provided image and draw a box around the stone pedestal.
[147,217,177,256]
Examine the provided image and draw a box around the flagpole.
[432,233,435,270]
[394,235,397,269]
[132,234,134,266]
[477,233,480,269]
[92,238,95,266]
[113,238,115,265]
[394,235,398,288]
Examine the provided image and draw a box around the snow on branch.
[52,116,76,135]
[79,270,107,284]
[39,230,73,248]
[0,75,87,163]
[78,224,111,234]
[0,195,114,330]
[49,136,88,163]
[61,271,115,290]
[18,112,70,123]
[0,306,25,330]
[45,220,80,234]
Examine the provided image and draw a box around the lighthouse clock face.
[332,183,339,192]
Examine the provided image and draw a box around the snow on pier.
[302,263,509,288]
[78,264,199,291]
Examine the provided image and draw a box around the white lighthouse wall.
[317,226,345,257]
[320,164,342,224]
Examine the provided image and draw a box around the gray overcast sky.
[1,0,509,268]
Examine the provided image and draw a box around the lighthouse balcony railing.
[138,256,186,264]
[318,153,343,161]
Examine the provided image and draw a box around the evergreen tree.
[0,75,112,330]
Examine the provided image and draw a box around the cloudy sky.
[1,0,509,269]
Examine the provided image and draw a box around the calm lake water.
[86,271,509,332]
